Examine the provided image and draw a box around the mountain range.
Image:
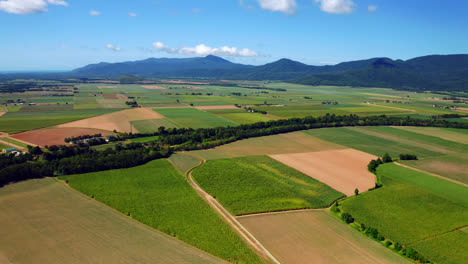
[71,54,468,91]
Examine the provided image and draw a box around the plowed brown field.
[270,149,377,196]
[11,127,111,146]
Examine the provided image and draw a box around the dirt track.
[183,153,280,264]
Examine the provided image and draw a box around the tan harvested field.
[98,86,117,89]
[195,105,238,110]
[0,112,5,117]
[11,127,111,146]
[102,93,127,99]
[58,108,164,133]
[392,126,468,144]
[270,149,377,196]
[141,85,166,90]
[0,178,225,264]
[238,210,409,264]
[192,131,344,160]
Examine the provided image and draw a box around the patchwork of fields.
[192,155,344,215]
[1,82,467,264]
[238,210,410,264]
[60,159,263,264]
[0,178,224,264]
[341,163,468,263]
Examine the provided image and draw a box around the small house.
[2,148,17,154]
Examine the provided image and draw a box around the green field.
[129,135,160,143]
[192,155,344,215]
[0,116,96,134]
[154,108,238,128]
[131,118,179,133]
[0,178,225,264]
[341,163,468,263]
[168,153,201,174]
[60,159,263,264]
[0,137,29,148]
[0,143,8,150]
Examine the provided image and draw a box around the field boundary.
[394,162,468,188]
[183,152,281,264]
[53,177,229,263]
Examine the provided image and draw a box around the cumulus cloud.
[128,12,137,17]
[105,44,121,52]
[257,0,296,15]
[315,0,355,14]
[89,10,100,16]
[368,5,377,13]
[152,42,259,57]
[0,0,68,15]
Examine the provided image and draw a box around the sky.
[1,0,467,71]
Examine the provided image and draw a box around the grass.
[0,137,30,148]
[305,126,462,158]
[60,159,264,264]
[192,155,344,215]
[0,178,223,264]
[154,108,238,128]
[129,135,159,143]
[131,118,179,133]
[169,153,202,174]
[401,154,468,184]
[341,163,468,262]
[215,113,276,124]
[0,143,8,150]
[0,116,95,134]
[192,130,342,160]
[410,228,467,264]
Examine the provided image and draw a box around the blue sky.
[1,0,467,70]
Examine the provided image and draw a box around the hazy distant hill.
[69,54,468,91]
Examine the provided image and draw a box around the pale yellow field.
[392,126,468,145]
[270,149,377,196]
[238,210,409,264]
[192,131,344,160]
[0,178,225,264]
[58,107,164,132]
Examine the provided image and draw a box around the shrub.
[394,242,402,251]
[399,153,418,160]
[341,213,354,224]
[382,153,393,163]
[360,223,366,231]
[385,241,392,247]
[377,234,385,241]
[354,188,359,196]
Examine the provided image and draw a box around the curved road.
[184,153,281,264]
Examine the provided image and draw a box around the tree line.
[0,114,466,187]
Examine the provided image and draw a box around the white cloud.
[128,12,137,17]
[315,0,355,14]
[105,44,121,52]
[47,0,67,6]
[152,42,259,57]
[0,0,68,15]
[257,0,296,15]
[89,10,100,16]
[368,5,377,13]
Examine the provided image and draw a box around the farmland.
[60,159,263,264]
[192,155,344,215]
[58,108,164,133]
[341,163,468,263]
[154,108,238,128]
[270,149,377,196]
[0,178,224,264]
[192,130,343,160]
[238,210,410,264]
[11,127,111,147]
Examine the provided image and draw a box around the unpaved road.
[184,153,280,264]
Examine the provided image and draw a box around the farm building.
[2,148,16,154]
